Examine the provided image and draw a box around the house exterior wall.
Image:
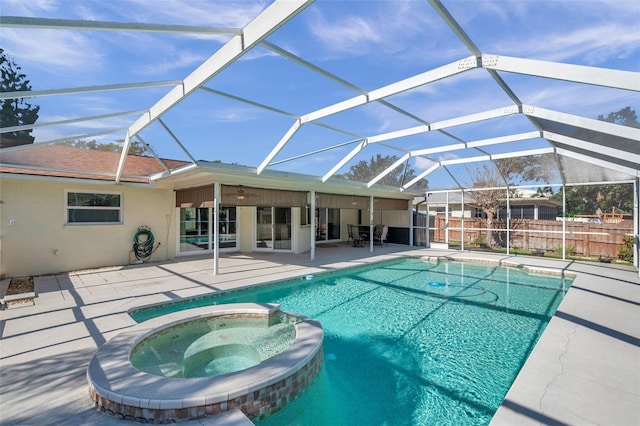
[0,175,416,278]
[0,177,175,277]
[238,206,254,252]
[427,207,472,218]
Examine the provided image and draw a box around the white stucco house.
[0,145,417,278]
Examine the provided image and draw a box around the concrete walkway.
[1,245,638,425]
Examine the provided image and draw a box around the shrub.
[471,236,486,247]
[556,245,576,257]
[618,236,634,263]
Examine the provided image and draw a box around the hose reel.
[133,225,159,262]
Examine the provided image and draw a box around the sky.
[1,0,639,190]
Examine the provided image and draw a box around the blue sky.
[2,0,639,189]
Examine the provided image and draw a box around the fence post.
[584,222,590,258]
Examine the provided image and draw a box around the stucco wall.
[0,177,175,277]
[237,206,254,251]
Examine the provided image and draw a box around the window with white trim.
[66,191,122,224]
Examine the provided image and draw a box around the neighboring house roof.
[425,191,561,207]
[0,145,188,184]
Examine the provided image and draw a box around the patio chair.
[347,224,353,244]
[374,225,388,246]
[351,224,363,247]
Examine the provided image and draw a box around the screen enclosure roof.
[1,0,638,194]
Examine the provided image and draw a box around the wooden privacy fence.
[432,216,633,258]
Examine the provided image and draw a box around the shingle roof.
[0,145,187,183]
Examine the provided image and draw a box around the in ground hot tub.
[87,303,323,423]
[130,310,298,378]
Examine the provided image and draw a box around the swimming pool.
[130,257,572,425]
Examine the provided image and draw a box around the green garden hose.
[133,225,157,261]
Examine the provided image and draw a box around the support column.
[310,190,316,261]
[445,192,450,246]
[562,184,567,261]
[369,196,374,252]
[213,182,220,275]
[426,192,430,248]
[506,188,510,255]
[461,189,465,251]
[634,178,639,274]
[408,199,414,247]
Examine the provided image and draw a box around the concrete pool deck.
[1,245,638,425]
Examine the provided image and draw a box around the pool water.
[131,258,571,425]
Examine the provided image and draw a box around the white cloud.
[133,47,210,77]
[1,0,58,15]
[501,23,640,65]
[100,0,266,28]
[306,2,446,58]
[207,106,267,123]
[1,28,105,77]
[308,12,382,55]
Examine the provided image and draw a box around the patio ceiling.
[1,0,639,193]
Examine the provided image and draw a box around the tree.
[494,155,559,185]
[465,165,510,247]
[552,106,638,216]
[597,106,640,128]
[465,155,556,246]
[0,49,40,148]
[61,139,149,156]
[336,153,428,189]
[554,183,634,217]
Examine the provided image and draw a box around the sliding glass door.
[179,207,209,252]
[219,207,237,248]
[316,207,340,242]
[256,206,292,250]
[178,206,237,254]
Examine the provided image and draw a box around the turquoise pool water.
[131,258,571,425]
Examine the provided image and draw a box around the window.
[301,205,311,226]
[434,206,446,216]
[66,191,122,224]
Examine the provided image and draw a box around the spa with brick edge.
[87,303,324,423]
